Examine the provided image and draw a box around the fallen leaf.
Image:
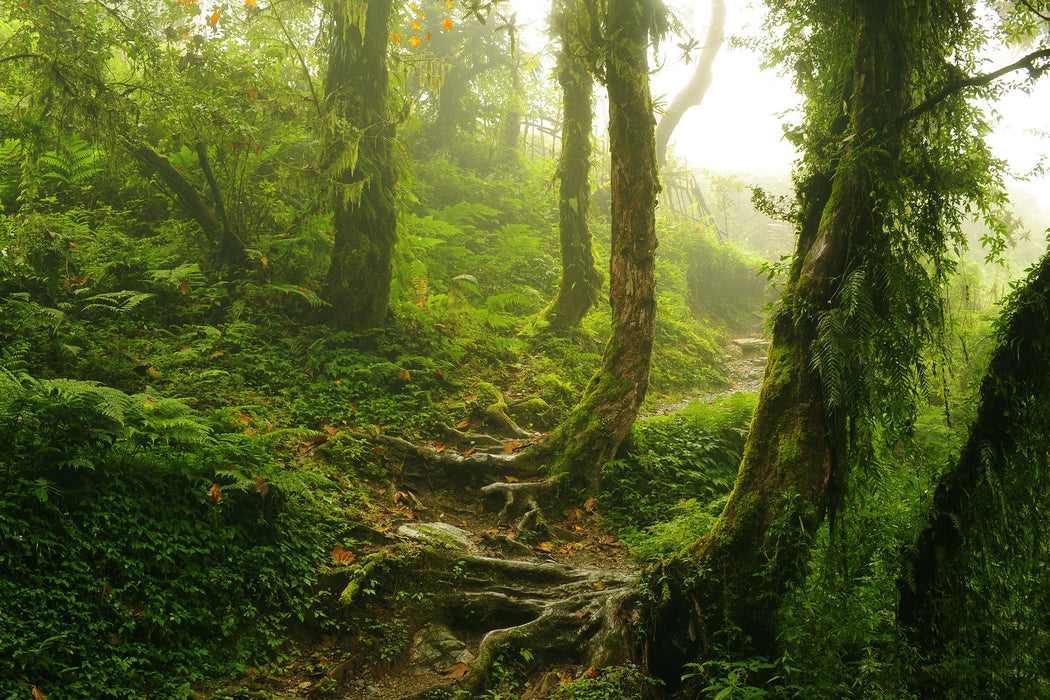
[393,490,411,505]
[325,426,339,436]
[208,483,223,504]
[31,685,48,700]
[592,578,606,591]
[461,447,476,456]
[250,477,269,496]
[583,497,599,512]
[331,546,356,565]
[503,440,523,453]
[533,542,553,553]
[504,475,520,483]
[457,419,470,429]
[397,368,411,382]
[147,367,162,379]
[442,662,470,680]
[206,351,224,360]
[432,441,446,452]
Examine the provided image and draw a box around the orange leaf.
[411,19,421,30]
[331,545,356,565]
[446,0,453,8]
[147,367,162,379]
[425,32,433,40]
[503,440,523,453]
[457,420,470,429]
[209,483,223,504]
[325,426,339,435]
[583,497,599,512]
[432,441,446,452]
[397,368,411,382]
[443,17,453,30]
[461,447,475,456]
[207,9,221,25]
[31,685,49,700]
[389,32,402,43]
[442,662,470,679]
[533,542,553,553]
[207,350,224,360]
[409,35,422,46]
[504,475,520,483]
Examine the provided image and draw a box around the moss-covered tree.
[538,0,663,492]
[320,0,397,331]
[645,0,1012,689]
[540,0,604,334]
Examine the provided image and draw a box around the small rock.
[397,522,473,551]
[410,623,475,672]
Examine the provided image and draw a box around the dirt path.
[646,337,769,416]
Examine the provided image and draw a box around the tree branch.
[899,47,1050,125]
[1020,0,1050,23]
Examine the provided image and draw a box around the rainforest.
[2,0,1050,698]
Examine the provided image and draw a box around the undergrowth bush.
[0,370,329,698]
[603,392,757,556]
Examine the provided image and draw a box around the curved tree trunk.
[654,0,725,166]
[646,5,914,689]
[320,0,396,331]
[541,0,659,493]
[898,249,1050,674]
[541,0,603,334]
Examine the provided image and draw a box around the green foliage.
[603,392,757,554]
[0,372,328,698]
[548,663,657,699]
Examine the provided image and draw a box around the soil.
[200,341,768,700]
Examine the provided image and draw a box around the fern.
[37,136,103,186]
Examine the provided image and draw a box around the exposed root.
[480,478,557,522]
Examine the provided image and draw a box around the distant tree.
[654,0,725,166]
[540,0,604,334]
[319,0,398,331]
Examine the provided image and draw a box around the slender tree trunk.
[127,140,246,267]
[541,0,659,493]
[321,0,396,331]
[541,0,602,334]
[654,0,725,165]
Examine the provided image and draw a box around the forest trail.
[203,341,768,700]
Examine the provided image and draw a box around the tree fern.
[37,136,103,186]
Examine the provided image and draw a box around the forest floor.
[201,340,769,700]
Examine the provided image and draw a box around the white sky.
[508,0,1050,206]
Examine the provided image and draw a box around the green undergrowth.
[0,370,334,698]
[603,392,758,558]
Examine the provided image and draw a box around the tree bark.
[320,0,397,331]
[127,140,246,267]
[541,0,603,334]
[898,249,1050,664]
[654,0,725,166]
[646,5,915,688]
[541,0,659,493]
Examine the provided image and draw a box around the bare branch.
[900,48,1050,125]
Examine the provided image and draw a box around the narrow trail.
[204,340,769,700]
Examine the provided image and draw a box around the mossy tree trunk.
[898,250,1050,680]
[646,4,917,687]
[320,0,396,331]
[541,0,603,334]
[541,0,659,493]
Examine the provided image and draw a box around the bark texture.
[898,250,1050,660]
[321,0,397,331]
[542,0,659,493]
[646,5,915,688]
[654,0,725,165]
[542,0,603,333]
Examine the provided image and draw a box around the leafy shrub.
[0,371,328,698]
[603,392,757,552]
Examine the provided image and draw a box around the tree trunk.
[654,0,725,166]
[320,0,397,331]
[541,0,659,493]
[898,249,1050,674]
[541,0,602,334]
[127,140,246,267]
[646,5,915,688]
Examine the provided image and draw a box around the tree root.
[480,478,557,523]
